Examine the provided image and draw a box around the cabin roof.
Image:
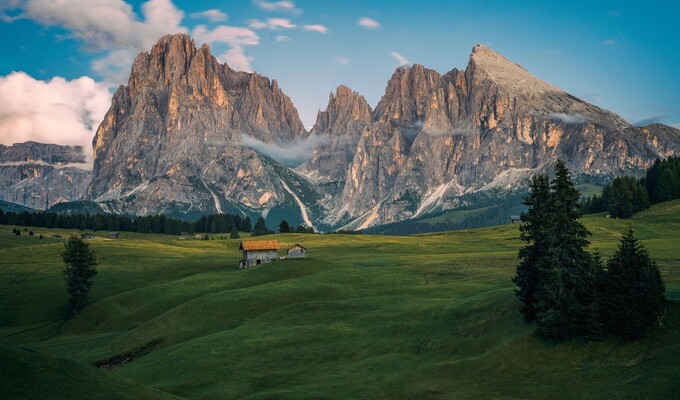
[240,240,280,251]
[287,243,306,251]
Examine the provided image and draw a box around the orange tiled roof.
[240,240,280,251]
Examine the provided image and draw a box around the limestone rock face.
[0,142,91,209]
[327,44,680,229]
[87,34,317,223]
[298,85,372,185]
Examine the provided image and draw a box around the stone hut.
[239,240,280,268]
[286,244,306,259]
[510,215,523,225]
[107,232,119,239]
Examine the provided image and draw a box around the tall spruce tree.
[513,174,552,321]
[603,226,665,338]
[534,160,600,338]
[62,235,98,314]
[252,216,269,236]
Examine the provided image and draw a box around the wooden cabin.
[81,233,95,239]
[107,232,119,239]
[510,215,523,225]
[286,244,306,259]
[239,240,280,269]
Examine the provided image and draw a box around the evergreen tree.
[603,226,665,338]
[534,160,599,338]
[279,220,290,233]
[513,174,552,321]
[62,235,98,313]
[252,216,269,236]
[243,216,252,233]
[230,227,240,239]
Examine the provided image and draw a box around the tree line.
[514,160,665,340]
[582,156,680,218]
[0,209,255,235]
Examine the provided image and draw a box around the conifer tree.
[279,220,290,233]
[603,226,665,338]
[252,216,269,236]
[513,174,552,321]
[62,235,97,313]
[230,227,240,239]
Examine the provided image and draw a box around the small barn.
[239,240,280,269]
[510,215,523,225]
[286,244,306,259]
[81,233,95,239]
[107,232,119,239]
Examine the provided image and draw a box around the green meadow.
[2,201,680,399]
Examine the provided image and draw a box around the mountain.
[325,45,680,229]
[0,141,91,210]
[86,33,321,226]
[59,36,680,231]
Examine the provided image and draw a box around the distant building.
[239,240,280,268]
[178,232,189,240]
[51,234,61,238]
[286,244,306,259]
[510,215,523,225]
[81,233,95,239]
[195,234,203,240]
[107,232,119,239]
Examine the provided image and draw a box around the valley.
[2,201,679,399]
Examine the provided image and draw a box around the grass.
[1,200,680,399]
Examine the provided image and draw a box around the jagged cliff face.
[87,34,318,223]
[0,142,91,209]
[81,35,680,230]
[297,85,372,185]
[329,44,680,228]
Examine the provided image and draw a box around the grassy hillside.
[1,201,680,399]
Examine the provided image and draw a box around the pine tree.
[252,216,268,236]
[230,227,240,239]
[603,226,665,338]
[279,220,290,233]
[531,160,603,338]
[62,235,98,313]
[513,174,552,321]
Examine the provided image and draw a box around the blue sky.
[1,0,679,151]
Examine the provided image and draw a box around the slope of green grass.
[1,201,680,399]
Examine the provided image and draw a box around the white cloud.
[216,46,254,73]
[670,122,680,130]
[601,39,617,46]
[22,0,186,51]
[192,24,259,47]
[335,56,351,65]
[0,72,111,161]
[274,35,290,42]
[253,0,301,14]
[189,9,227,22]
[248,18,296,30]
[302,24,328,34]
[357,17,380,29]
[390,51,411,66]
[240,134,326,166]
[548,113,588,125]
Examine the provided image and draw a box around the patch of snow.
[280,179,315,230]
[124,181,149,198]
[478,168,533,191]
[200,178,223,214]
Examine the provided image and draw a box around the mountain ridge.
[7,35,680,232]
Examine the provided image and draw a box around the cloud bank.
[240,134,326,166]
[548,113,588,125]
[0,72,111,161]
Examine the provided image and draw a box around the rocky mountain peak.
[311,85,372,136]
[467,44,561,95]
[373,63,444,125]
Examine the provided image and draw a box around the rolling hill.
[1,201,679,399]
